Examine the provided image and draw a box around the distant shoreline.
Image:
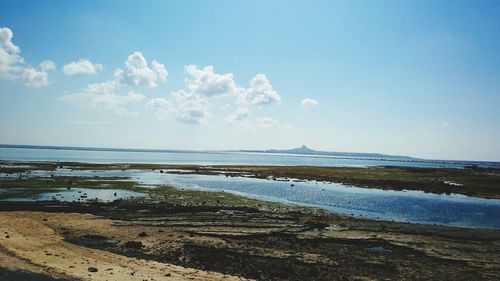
[1,143,499,168]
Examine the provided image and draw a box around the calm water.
[1,187,142,203]
[2,168,499,229]
[2,147,499,168]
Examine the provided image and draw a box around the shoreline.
[0,161,499,280]
[1,199,499,280]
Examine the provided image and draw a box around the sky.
[0,0,499,161]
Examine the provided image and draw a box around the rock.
[83,234,108,240]
[88,267,98,272]
[124,241,143,249]
[138,231,148,237]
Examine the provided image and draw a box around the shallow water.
[156,172,500,229]
[2,168,499,229]
[1,187,143,203]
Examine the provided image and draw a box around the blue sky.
[1,0,499,161]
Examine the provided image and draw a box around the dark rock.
[83,234,108,240]
[138,231,148,237]
[124,241,143,249]
[88,267,98,272]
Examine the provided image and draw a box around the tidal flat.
[0,161,499,280]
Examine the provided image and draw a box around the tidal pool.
[1,187,144,203]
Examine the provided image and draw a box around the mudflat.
[2,161,499,199]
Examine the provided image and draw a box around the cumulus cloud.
[184,65,242,97]
[58,80,145,115]
[39,60,56,71]
[147,91,209,124]
[0,27,51,87]
[300,98,318,107]
[59,51,169,115]
[0,27,20,54]
[22,67,49,88]
[147,65,280,125]
[181,65,280,104]
[241,74,281,105]
[63,59,103,76]
[115,51,167,88]
[225,107,251,124]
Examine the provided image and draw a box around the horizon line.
[1,143,499,164]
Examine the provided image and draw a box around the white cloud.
[59,52,168,114]
[240,74,281,105]
[256,117,280,129]
[148,65,280,125]
[22,67,49,88]
[147,91,210,124]
[58,80,145,115]
[63,59,103,76]
[0,27,50,87]
[115,51,167,88]
[184,65,242,97]
[39,60,56,71]
[151,60,168,82]
[182,65,280,105]
[300,98,318,107]
[225,107,251,124]
[0,27,20,54]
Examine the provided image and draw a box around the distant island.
[235,145,417,160]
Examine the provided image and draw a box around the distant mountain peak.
[237,145,415,160]
[290,145,315,153]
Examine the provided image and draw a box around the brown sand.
[0,211,250,281]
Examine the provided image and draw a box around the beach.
[1,161,499,280]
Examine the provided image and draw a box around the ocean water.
[1,146,499,168]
